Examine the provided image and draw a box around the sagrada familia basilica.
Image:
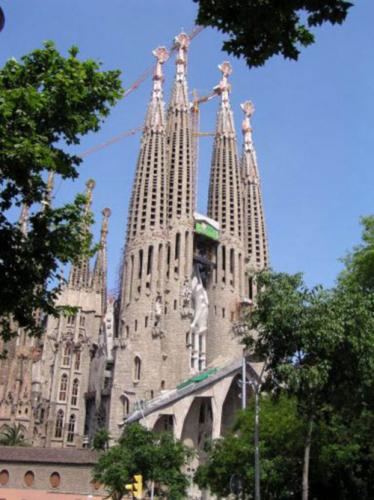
[0,33,268,464]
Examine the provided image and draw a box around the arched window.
[55,410,64,438]
[71,379,79,406]
[67,414,75,443]
[74,350,81,370]
[0,469,9,485]
[121,395,130,417]
[49,472,61,488]
[59,374,68,401]
[62,344,72,367]
[24,470,35,487]
[133,356,141,381]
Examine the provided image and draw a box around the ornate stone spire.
[166,32,194,223]
[144,46,169,132]
[241,101,259,181]
[213,61,236,137]
[126,46,169,242]
[208,62,242,241]
[169,32,189,109]
[92,207,111,314]
[240,101,269,271]
[68,178,95,289]
[206,62,245,364]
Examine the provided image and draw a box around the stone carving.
[152,293,164,338]
[190,267,209,336]
[180,279,193,318]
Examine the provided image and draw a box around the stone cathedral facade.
[0,33,268,453]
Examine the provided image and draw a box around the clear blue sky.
[1,0,373,291]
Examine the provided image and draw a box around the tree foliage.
[92,427,111,451]
[0,423,27,446]
[234,216,374,499]
[194,0,353,67]
[195,395,374,499]
[195,395,305,499]
[0,42,123,339]
[93,423,192,500]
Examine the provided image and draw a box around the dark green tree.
[195,395,305,499]
[339,215,374,292]
[196,395,374,499]
[92,427,111,451]
[194,0,353,67]
[237,216,374,500]
[0,42,123,340]
[93,423,192,500]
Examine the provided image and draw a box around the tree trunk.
[302,417,313,500]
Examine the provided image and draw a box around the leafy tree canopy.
[93,423,192,500]
[0,42,123,340]
[195,395,305,499]
[195,395,374,500]
[194,0,353,67]
[339,215,374,292]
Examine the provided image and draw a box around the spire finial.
[241,100,259,179]
[241,100,255,149]
[214,61,232,100]
[241,101,255,138]
[152,46,169,83]
[100,207,111,244]
[84,178,95,214]
[174,32,189,73]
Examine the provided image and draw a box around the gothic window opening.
[71,379,79,406]
[135,319,138,332]
[62,344,72,367]
[147,245,153,276]
[133,356,141,382]
[66,315,75,327]
[138,249,143,280]
[67,414,75,443]
[79,315,85,327]
[175,233,181,260]
[74,350,81,370]
[121,395,130,417]
[55,410,64,438]
[59,374,68,401]
[248,277,253,300]
[166,244,171,279]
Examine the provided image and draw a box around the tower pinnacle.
[213,62,235,137]
[92,207,111,313]
[240,101,269,272]
[174,32,189,80]
[145,46,169,132]
[68,178,96,289]
[241,101,259,181]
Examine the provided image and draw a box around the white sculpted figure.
[190,267,209,335]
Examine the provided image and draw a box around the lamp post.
[241,355,266,500]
